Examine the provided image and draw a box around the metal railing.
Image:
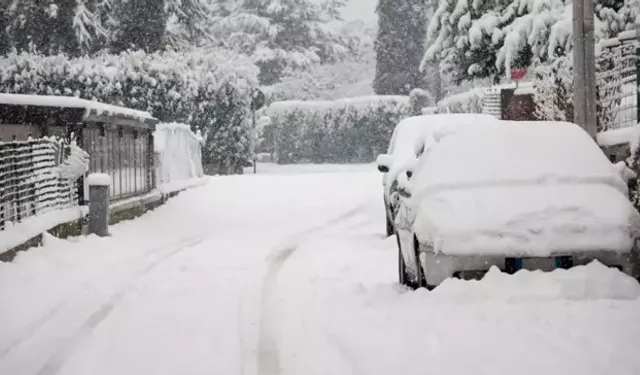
[0,137,80,230]
[80,124,155,202]
[596,41,639,131]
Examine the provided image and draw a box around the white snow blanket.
[410,120,640,255]
[0,164,639,375]
[154,123,205,191]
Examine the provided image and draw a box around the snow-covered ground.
[1,164,640,375]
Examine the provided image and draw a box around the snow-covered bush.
[532,55,573,121]
[263,96,412,164]
[436,88,485,114]
[0,49,258,174]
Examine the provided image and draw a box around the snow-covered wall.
[154,123,205,189]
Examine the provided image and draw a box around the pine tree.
[3,0,79,55]
[0,7,10,55]
[111,0,168,53]
[165,0,217,49]
[211,0,355,85]
[373,0,429,95]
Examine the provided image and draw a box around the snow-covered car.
[376,114,500,236]
[394,120,640,289]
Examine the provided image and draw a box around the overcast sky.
[341,0,377,25]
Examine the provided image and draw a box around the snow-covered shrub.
[436,88,485,114]
[409,89,435,115]
[532,55,573,121]
[263,96,412,164]
[0,49,258,174]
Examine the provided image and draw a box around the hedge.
[0,49,259,174]
[261,96,412,164]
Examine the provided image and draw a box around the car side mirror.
[376,154,393,173]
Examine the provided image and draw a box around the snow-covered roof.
[409,120,639,256]
[0,93,155,121]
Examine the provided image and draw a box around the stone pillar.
[87,173,111,237]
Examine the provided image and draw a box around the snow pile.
[408,121,640,255]
[58,141,90,182]
[262,96,412,164]
[154,123,205,191]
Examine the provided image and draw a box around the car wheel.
[396,234,411,287]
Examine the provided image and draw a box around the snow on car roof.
[410,120,625,194]
[389,113,498,157]
[0,93,154,120]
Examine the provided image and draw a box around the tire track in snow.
[257,202,368,375]
[0,230,215,363]
[30,235,210,375]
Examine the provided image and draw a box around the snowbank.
[0,206,88,254]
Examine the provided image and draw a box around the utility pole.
[573,0,598,139]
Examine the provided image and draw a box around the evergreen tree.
[373,0,429,95]
[3,0,80,55]
[211,0,356,85]
[111,0,168,53]
[0,7,10,55]
[165,0,218,49]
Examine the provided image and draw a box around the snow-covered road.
[2,164,640,375]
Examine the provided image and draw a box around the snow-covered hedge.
[0,50,259,174]
[436,88,485,114]
[154,123,205,189]
[262,96,411,163]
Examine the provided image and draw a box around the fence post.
[87,173,111,237]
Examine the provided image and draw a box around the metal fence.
[596,40,639,131]
[81,124,154,202]
[0,137,79,230]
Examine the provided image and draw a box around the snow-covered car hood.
[412,183,640,257]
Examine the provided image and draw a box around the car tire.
[397,235,412,287]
